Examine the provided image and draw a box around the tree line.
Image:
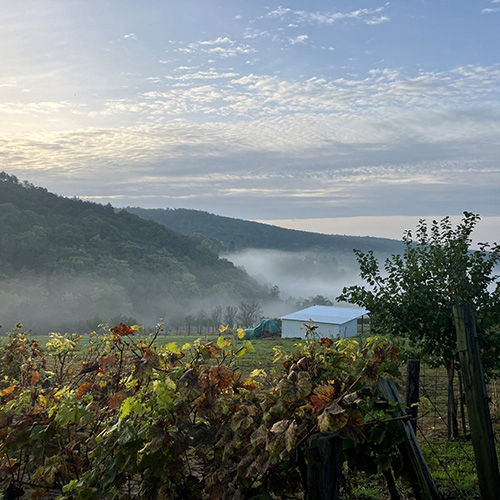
[165,301,264,334]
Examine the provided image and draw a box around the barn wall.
[281,320,340,339]
[339,318,358,338]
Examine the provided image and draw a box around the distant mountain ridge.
[125,207,404,255]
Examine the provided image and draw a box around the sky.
[1,1,499,242]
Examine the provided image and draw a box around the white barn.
[281,305,370,339]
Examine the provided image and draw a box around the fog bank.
[224,248,365,302]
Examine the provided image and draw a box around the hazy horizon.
[254,214,500,248]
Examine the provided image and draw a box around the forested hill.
[0,173,222,273]
[125,207,403,254]
[0,172,266,330]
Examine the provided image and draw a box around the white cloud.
[198,36,233,46]
[365,16,390,25]
[2,64,499,218]
[276,5,390,26]
[0,79,17,88]
[481,8,500,13]
[123,33,137,40]
[289,34,308,45]
[243,29,271,40]
[267,6,291,18]
[174,37,256,58]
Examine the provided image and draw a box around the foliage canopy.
[338,212,500,367]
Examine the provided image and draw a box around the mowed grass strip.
[24,333,300,374]
[156,335,299,373]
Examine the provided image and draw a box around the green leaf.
[154,382,175,410]
[119,396,138,418]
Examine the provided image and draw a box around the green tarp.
[244,319,281,339]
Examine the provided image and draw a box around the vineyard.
[0,322,434,499]
[1,323,497,499]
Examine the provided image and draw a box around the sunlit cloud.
[264,4,390,26]
[172,37,256,58]
[0,1,498,222]
[289,34,308,45]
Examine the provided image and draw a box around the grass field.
[56,332,300,375]
[157,334,299,373]
[24,332,300,375]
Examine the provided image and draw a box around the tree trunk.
[444,358,458,439]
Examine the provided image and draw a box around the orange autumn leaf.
[99,355,116,367]
[0,385,17,397]
[30,371,40,385]
[110,323,135,337]
[76,382,93,400]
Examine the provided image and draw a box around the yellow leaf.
[234,347,246,358]
[249,369,267,378]
[239,378,262,391]
[181,343,191,351]
[243,340,254,353]
[165,342,181,355]
[217,336,231,349]
[219,325,228,333]
[237,328,246,339]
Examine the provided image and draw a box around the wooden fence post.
[457,369,467,436]
[377,379,441,500]
[406,360,420,433]
[304,433,343,500]
[453,304,500,500]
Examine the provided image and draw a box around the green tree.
[337,213,500,438]
[297,294,333,308]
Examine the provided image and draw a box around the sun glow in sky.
[1,1,499,240]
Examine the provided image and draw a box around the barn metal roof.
[281,305,369,325]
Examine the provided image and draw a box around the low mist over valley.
[3,173,497,334]
[0,173,402,333]
[224,248,366,300]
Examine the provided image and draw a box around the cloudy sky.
[1,1,499,241]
